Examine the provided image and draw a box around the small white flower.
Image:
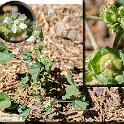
[19,14,27,20]
[11,23,17,33]
[19,23,27,29]
[3,17,12,24]
[3,13,28,34]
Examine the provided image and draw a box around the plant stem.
[86,16,100,20]
[56,100,73,103]
[113,32,122,49]
[85,21,99,50]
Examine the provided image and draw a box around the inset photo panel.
[85,0,124,86]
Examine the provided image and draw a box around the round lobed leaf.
[118,6,124,17]
[87,47,124,85]
[0,92,11,109]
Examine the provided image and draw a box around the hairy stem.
[85,21,99,50]
[86,15,100,20]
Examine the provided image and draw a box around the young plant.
[17,105,30,120]
[86,4,124,86]
[19,44,52,89]
[62,72,89,110]
[41,72,89,112]
[0,11,88,120]
[0,91,30,121]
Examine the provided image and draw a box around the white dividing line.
[0,0,82,4]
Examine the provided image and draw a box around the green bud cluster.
[100,5,124,33]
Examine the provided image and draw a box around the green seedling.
[0,12,88,120]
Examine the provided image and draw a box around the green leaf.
[90,50,102,75]
[100,5,117,24]
[26,22,35,39]
[115,71,124,84]
[0,52,14,64]
[34,44,43,51]
[85,72,93,85]
[0,92,11,109]
[0,26,10,34]
[66,71,74,85]
[18,105,30,120]
[34,26,43,40]
[22,51,32,63]
[85,72,92,82]
[0,42,8,52]
[42,100,52,112]
[109,4,117,13]
[118,6,124,16]
[33,90,40,98]
[96,74,118,85]
[6,99,18,110]
[105,12,116,23]
[18,83,26,89]
[45,60,52,72]
[115,0,124,8]
[0,42,15,64]
[119,49,124,61]
[28,63,41,82]
[109,22,122,32]
[71,96,89,110]
[62,85,79,100]
[21,74,29,84]
[19,74,29,89]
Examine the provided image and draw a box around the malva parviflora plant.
[0,11,88,120]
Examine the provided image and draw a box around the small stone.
[110,87,118,93]
[93,87,105,96]
[12,48,20,55]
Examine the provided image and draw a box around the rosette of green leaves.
[86,47,124,85]
[100,4,124,33]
